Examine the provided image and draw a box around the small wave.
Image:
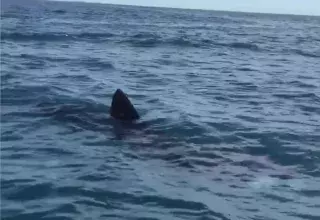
[32,99,110,133]
[2,31,260,52]
[187,149,224,160]
[1,179,35,190]
[77,32,115,40]
[232,160,270,170]
[132,33,158,39]
[236,67,256,72]
[189,158,218,167]
[8,53,115,70]
[273,92,319,101]
[294,49,320,58]
[296,104,320,114]
[54,74,95,83]
[1,132,23,142]
[228,42,260,51]
[5,182,53,201]
[58,186,211,212]
[1,72,16,82]
[1,32,71,42]
[52,9,66,14]
[36,147,75,156]
[1,85,52,106]
[298,189,320,198]
[79,58,115,70]
[124,38,162,48]
[169,37,201,47]
[1,32,115,42]
[124,34,213,48]
[19,53,70,63]
[2,84,110,133]
[2,203,78,220]
[212,41,261,51]
[289,80,318,89]
[291,213,320,220]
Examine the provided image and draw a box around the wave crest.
[1,32,115,42]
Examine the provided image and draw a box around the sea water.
[1,0,320,219]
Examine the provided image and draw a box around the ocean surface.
[1,0,320,219]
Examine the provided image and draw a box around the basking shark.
[109,88,150,140]
[110,88,140,121]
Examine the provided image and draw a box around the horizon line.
[51,0,320,17]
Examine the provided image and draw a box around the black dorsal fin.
[110,89,140,121]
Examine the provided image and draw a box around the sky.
[60,0,320,16]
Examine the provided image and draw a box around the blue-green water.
[1,0,320,219]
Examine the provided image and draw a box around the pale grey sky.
[62,0,320,15]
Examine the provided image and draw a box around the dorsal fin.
[110,89,140,121]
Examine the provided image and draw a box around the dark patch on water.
[52,9,66,14]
